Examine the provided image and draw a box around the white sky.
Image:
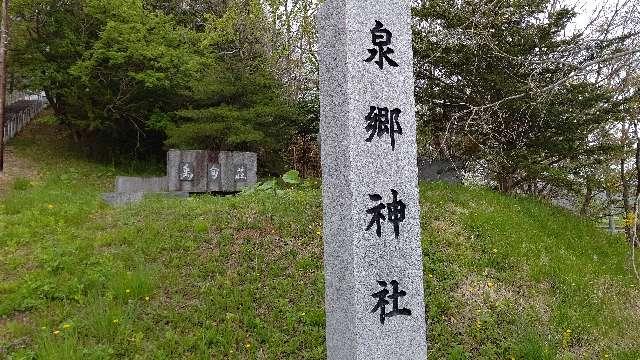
[567,0,601,31]
[566,0,635,34]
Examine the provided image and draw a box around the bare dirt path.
[0,145,38,196]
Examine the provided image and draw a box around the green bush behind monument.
[10,0,309,173]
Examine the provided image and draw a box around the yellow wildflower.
[624,213,636,226]
[245,343,251,348]
[145,296,150,301]
[113,319,119,324]
[47,204,54,209]
[125,289,131,293]
[62,324,71,329]
[53,330,60,335]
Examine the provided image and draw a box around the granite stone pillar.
[318,0,428,358]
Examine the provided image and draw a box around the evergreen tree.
[413,0,624,192]
[10,0,300,168]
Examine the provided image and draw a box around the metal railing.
[7,91,30,105]
[2,92,48,144]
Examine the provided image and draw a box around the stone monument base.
[101,150,257,207]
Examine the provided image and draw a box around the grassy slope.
[1,123,639,359]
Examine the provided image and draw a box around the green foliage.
[10,0,200,158]
[412,0,624,192]
[281,170,301,184]
[10,0,301,169]
[164,0,302,173]
[242,169,316,196]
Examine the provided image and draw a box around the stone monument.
[318,0,428,359]
[167,150,210,193]
[167,150,257,193]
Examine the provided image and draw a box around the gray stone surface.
[168,149,257,193]
[318,1,428,359]
[101,192,144,206]
[167,150,209,192]
[216,151,258,192]
[207,162,222,191]
[115,176,168,193]
[417,159,464,183]
[147,192,190,199]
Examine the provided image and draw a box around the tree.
[413,0,634,193]
[66,1,206,156]
[143,0,228,30]
[0,0,9,175]
[162,0,302,172]
[582,0,640,241]
[10,0,302,168]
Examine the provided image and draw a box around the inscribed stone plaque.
[178,162,195,181]
[169,150,257,193]
[207,162,222,192]
[115,176,168,193]
[167,150,208,192]
[217,151,258,192]
[318,0,428,359]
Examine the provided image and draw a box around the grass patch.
[1,123,639,359]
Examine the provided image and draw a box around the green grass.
[1,123,639,359]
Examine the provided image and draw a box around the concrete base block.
[145,192,190,199]
[115,176,168,193]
